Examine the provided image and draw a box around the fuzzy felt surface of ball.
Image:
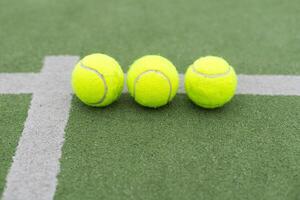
[127,55,179,108]
[185,56,237,109]
[72,53,124,107]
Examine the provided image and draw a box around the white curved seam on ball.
[133,70,173,103]
[80,63,108,105]
[192,65,231,78]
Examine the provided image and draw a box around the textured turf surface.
[1,0,300,74]
[55,95,300,200]
[1,0,300,199]
[0,95,31,195]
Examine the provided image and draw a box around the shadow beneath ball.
[184,95,237,114]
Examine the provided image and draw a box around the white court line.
[182,74,300,96]
[237,74,300,96]
[2,56,79,200]
[1,73,300,96]
[1,56,300,200]
[179,74,300,96]
[0,73,39,94]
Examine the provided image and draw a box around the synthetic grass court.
[0,95,31,194]
[0,0,300,199]
[56,96,300,200]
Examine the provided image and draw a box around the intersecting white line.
[1,56,300,200]
[1,56,79,200]
[1,72,300,96]
[0,73,39,94]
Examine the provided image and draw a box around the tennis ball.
[127,55,179,108]
[185,56,237,109]
[72,53,124,107]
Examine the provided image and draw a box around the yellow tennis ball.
[72,53,124,107]
[185,56,237,109]
[127,55,179,108]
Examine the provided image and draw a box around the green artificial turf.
[55,95,300,200]
[0,95,31,195]
[0,0,300,74]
